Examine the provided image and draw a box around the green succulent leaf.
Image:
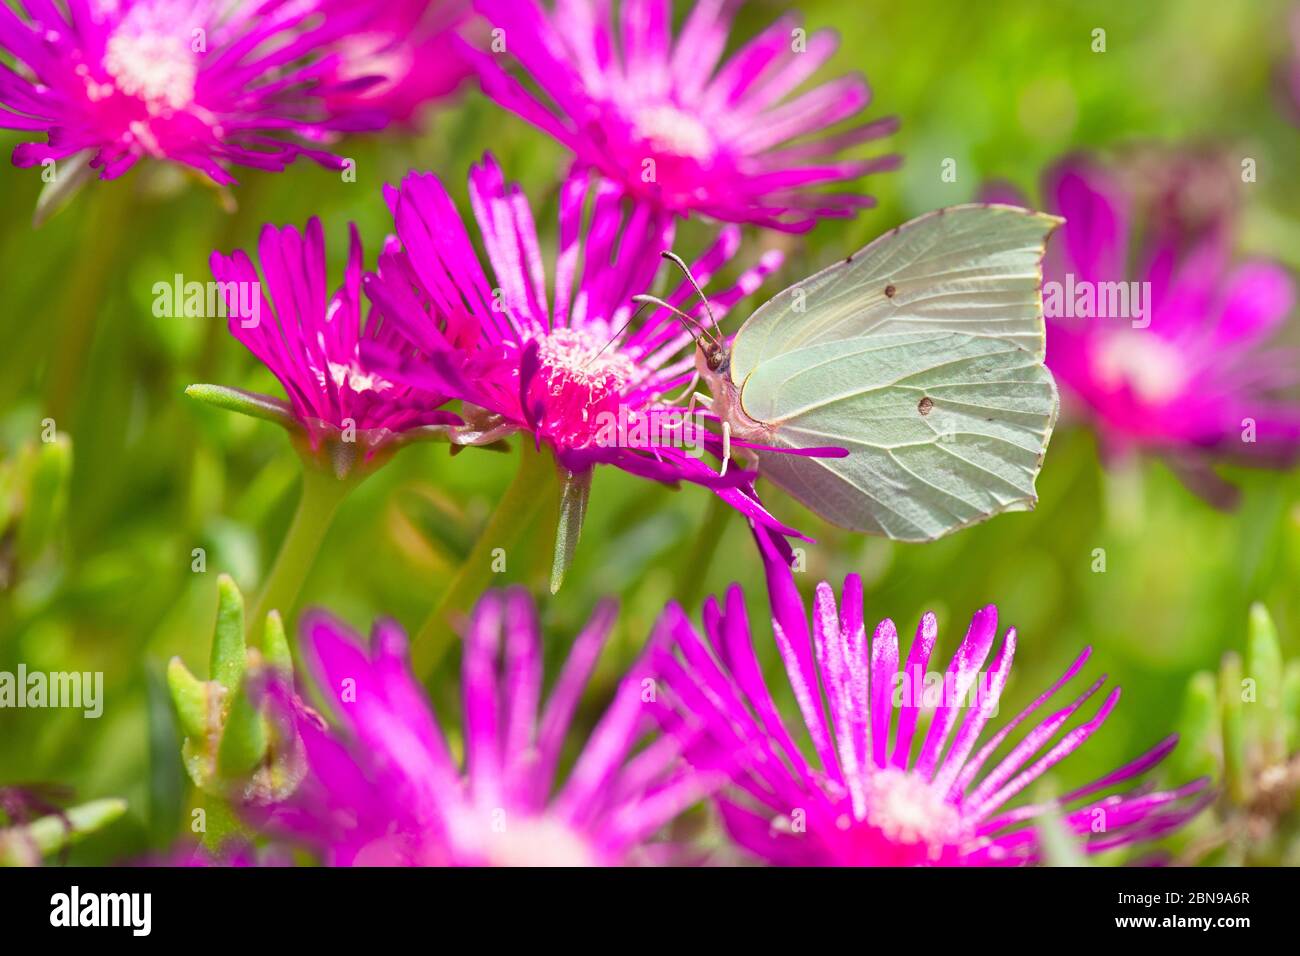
[216,678,268,779]
[1174,670,1220,783]
[0,798,127,865]
[1219,651,1249,805]
[166,656,209,742]
[185,383,298,431]
[15,435,72,565]
[1247,603,1286,767]
[32,149,96,229]
[262,610,293,676]
[550,467,592,595]
[210,573,247,691]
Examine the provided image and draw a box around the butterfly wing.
[730,205,1061,541]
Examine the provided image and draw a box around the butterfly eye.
[706,345,725,371]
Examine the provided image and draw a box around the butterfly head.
[699,338,730,375]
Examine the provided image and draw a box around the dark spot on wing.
[918,396,934,416]
[884,283,896,298]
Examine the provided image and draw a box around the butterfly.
[639,204,1063,542]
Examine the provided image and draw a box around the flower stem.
[673,492,732,611]
[247,466,354,648]
[411,442,556,678]
[198,795,249,854]
[43,181,132,426]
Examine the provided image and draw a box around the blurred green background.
[2,0,1298,864]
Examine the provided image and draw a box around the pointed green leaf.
[0,798,127,865]
[550,467,592,594]
[210,573,246,690]
[1174,671,1220,783]
[262,610,293,676]
[167,656,209,741]
[185,383,298,430]
[32,150,96,229]
[1219,651,1250,804]
[216,678,267,779]
[1247,603,1286,766]
[15,435,72,564]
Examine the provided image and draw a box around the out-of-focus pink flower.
[0,0,388,185]
[205,217,459,466]
[466,0,898,231]
[652,528,1211,865]
[362,152,803,536]
[321,0,473,126]
[257,590,714,866]
[1038,154,1300,477]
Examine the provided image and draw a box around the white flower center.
[480,816,597,867]
[630,104,715,161]
[860,768,963,858]
[1094,332,1189,404]
[103,26,198,111]
[534,327,637,392]
[327,360,393,396]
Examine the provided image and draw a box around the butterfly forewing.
[730,205,1062,541]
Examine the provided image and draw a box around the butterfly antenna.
[584,299,653,367]
[630,293,721,350]
[661,251,723,344]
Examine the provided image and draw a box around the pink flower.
[0,0,388,185]
[320,0,473,126]
[257,590,714,866]
[362,153,803,536]
[1038,155,1300,479]
[203,217,458,468]
[652,529,1211,865]
[467,0,898,231]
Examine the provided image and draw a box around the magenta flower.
[363,153,801,536]
[257,590,713,866]
[320,0,472,126]
[1038,155,1300,481]
[0,0,387,185]
[652,530,1211,865]
[197,217,458,471]
[467,0,898,232]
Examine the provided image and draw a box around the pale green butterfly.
[639,204,1063,542]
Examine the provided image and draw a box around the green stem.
[43,181,133,425]
[198,795,248,854]
[247,466,354,647]
[673,492,732,611]
[411,442,557,678]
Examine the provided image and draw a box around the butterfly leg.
[686,390,712,415]
[718,421,731,478]
[660,369,700,408]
